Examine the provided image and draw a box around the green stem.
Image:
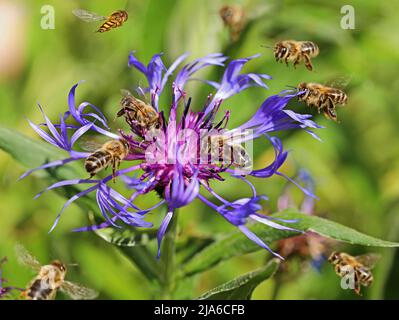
[160,210,179,299]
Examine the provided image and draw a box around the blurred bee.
[16,244,98,300]
[117,90,161,135]
[297,82,348,121]
[201,133,252,171]
[328,251,380,295]
[219,5,246,42]
[72,8,128,33]
[273,40,319,71]
[84,138,130,181]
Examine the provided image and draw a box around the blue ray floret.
[22,51,322,258]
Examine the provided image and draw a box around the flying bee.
[15,244,98,300]
[72,8,128,33]
[84,138,130,181]
[219,5,246,42]
[328,251,380,295]
[271,40,319,71]
[117,90,161,136]
[297,82,348,122]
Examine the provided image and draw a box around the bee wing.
[79,137,105,152]
[355,253,381,269]
[15,244,41,272]
[60,281,99,300]
[72,9,107,22]
[120,89,133,97]
[325,75,352,89]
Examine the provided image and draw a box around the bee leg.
[110,159,117,183]
[324,98,338,122]
[354,272,362,295]
[304,54,313,71]
[111,158,121,183]
[293,56,301,69]
[19,290,28,300]
[284,56,289,66]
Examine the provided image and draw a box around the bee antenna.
[285,85,297,89]
[260,44,273,49]
[67,263,79,267]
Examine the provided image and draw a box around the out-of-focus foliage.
[0,0,398,299]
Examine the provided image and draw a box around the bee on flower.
[21,51,322,259]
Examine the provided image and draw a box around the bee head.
[297,82,307,90]
[274,43,288,57]
[51,260,67,273]
[296,82,308,96]
[121,139,130,151]
[219,6,234,20]
[328,251,341,264]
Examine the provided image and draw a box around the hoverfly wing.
[15,244,41,272]
[355,253,381,270]
[60,281,98,300]
[72,9,107,23]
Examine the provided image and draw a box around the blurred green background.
[1,0,399,299]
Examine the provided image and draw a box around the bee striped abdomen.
[26,279,53,300]
[301,41,319,57]
[85,150,112,176]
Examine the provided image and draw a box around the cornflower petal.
[25,51,323,259]
[157,210,174,258]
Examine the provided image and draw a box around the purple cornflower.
[21,51,322,258]
[0,257,23,299]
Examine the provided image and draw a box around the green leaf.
[94,226,158,247]
[88,212,158,247]
[182,210,399,277]
[119,246,162,283]
[175,235,215,265]
[0,126,80,179]
[198,259,280,300]
[0,126,100,212]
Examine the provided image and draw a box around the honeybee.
[297,82,348,121]
[219,5,246,42]
[201,133,252,172]
[328,251,380,295]
[84,139,130,180]
[72,8,128,33]
[117,90,161,136]
[273,40,319,71]
[16,244,98,300]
